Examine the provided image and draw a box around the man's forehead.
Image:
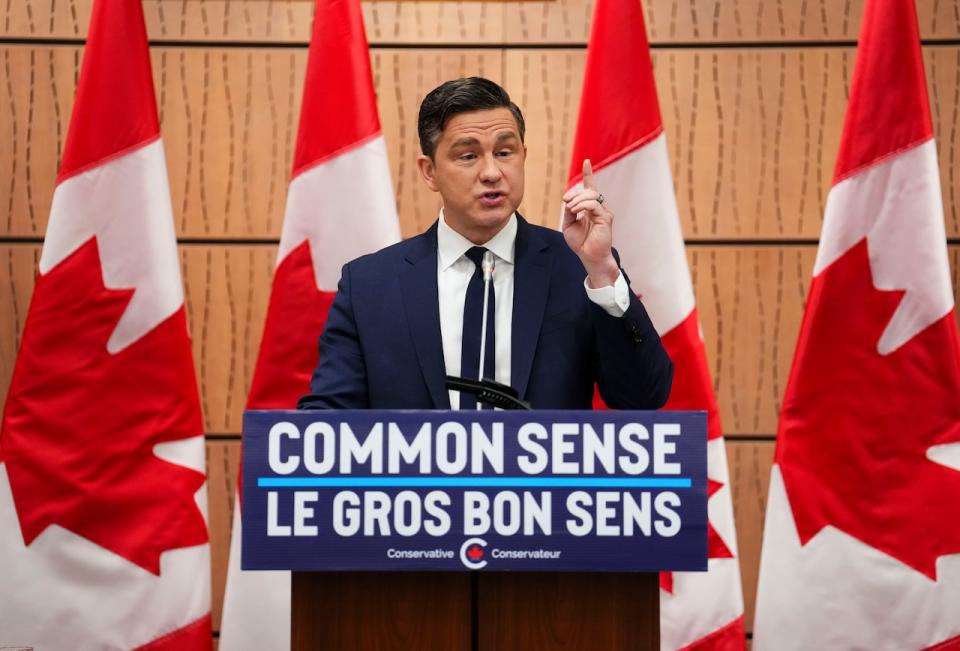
[441,108,520,140]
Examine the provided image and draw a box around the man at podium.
[298,77,672,411]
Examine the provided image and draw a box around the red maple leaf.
[0,238,208,574]
[778,239,960,579]
[467,544,485,561]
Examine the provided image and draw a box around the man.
[298,77,672,410]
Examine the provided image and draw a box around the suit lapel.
[400,224,451,409]
[511,216,553,400]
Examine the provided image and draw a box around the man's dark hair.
[418,77,525,160]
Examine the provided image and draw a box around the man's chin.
[447,219,503,244]
[475,211,514,233]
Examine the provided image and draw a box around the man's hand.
[562,159,620,288]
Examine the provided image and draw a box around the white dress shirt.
[436,211,629,409]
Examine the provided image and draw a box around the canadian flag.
[0,1,212,649]
[566,0,745,648]
[217,0,400,646]
[752,0,960,648]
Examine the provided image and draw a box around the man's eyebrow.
[450,136,480,148]
[449,132,519,149]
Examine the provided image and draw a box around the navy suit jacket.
[298,216,673,410]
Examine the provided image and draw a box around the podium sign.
[242,410,707,572]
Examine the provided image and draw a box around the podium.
[290,571,659,650]
[242,410,706,650]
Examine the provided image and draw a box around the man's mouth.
[479,191,505,206]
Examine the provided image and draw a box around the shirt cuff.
[584,272,629,317]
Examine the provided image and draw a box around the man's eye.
[458,153,477,161]
[496,150,513,157]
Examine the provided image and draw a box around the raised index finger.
[582,159,596,190]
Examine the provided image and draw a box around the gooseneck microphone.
[477,250,496,410]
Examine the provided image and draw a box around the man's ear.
[417,155,439,192]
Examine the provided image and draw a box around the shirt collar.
[437,210,517,271]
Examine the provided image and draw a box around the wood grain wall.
[2,0,959,646]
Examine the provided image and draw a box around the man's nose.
[479,154,503,183]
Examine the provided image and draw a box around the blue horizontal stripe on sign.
[257,477,693,488]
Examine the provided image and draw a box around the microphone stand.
[477,250,495,410]
[448,250,531,410]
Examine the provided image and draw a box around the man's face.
[417,107,526,244]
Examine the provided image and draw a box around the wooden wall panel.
[7,45,960,240]
[0,245,39,411]
[142,1,313,42]
[503,50,585,229]
[727,439,775,636]
[1,46,505,240]
[1,0,89,37]
[3,1,959,43]
[691,246,813,437]
[155,47,306,237]
[660,48,850,239]
[0,0,504,44]
[509,0,960,43]
[0,46,79,237]
[180,244,275,435]
[362,2,504,44]
[505,0,594,44]
[929,46,960,237]
[0,1,309,41]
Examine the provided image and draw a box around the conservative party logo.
[460,537,488,569]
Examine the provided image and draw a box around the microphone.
[477,250,495,409]
[445,375,531,410]
[481,249,495,281]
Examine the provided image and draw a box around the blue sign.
[242,410,707,572]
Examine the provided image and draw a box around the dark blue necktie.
[460,246,496,410]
